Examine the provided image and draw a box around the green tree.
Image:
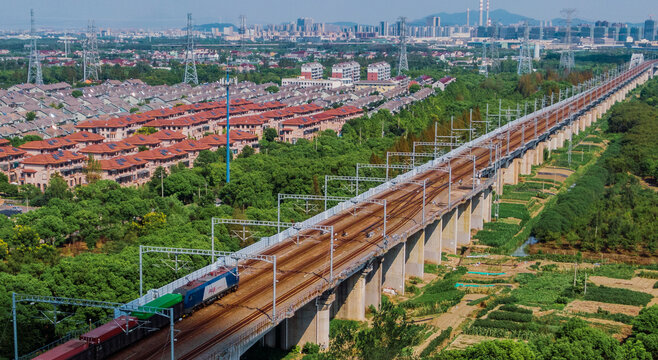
[632,305,658,335]
[264,127,278,142]
[409,84,421,93]
[25,112,36,121]
[265,85,279,93]
[44,173,73,201]
[71,89,83,98]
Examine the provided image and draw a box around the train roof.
[33,339,88,360]
[80,316,138,344]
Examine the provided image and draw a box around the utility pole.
[397,17,408,75]
[183,13,199,85]
[517,22,532,75]
[27,9,43,85]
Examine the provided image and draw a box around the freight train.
[33,267,239,360]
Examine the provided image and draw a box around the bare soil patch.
[446,334,499,350]
[565,300,642,317]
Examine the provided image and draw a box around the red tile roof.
[79,141,136,155]
[99,155,147,171]
[149,130,187,142]
[169,139,212,153]
[0,146,26,159]
[123,133,161,147]
[64,131,105,143]
[0,139,10,146]
[21,150,86,165]
[19,138,78,151]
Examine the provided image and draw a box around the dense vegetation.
[533,77,658,254]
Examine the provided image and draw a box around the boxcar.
[80,316,144,359]
[175,267,239,312]
[33,339,90,360]
[131,293,184,330]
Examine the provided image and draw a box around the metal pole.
[170,308,175,360]
[422,180,426,225]
[225,71,231,183]
[356,165,360,195]
[211,221,215,264]
[139,245,143,297]
[13,292,18,360]
[448,166,452,208]
[324,176,328,211]
[383,200,387,237]
[386,153,390,181]
[277,195,281,235]
[472,156,476,192]
[273,256,276,322]
[329,232,334,283]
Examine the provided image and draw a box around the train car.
[33,339,90,360]
[175,267,239,313]
[131,293,184,330]
[80,316,143,360]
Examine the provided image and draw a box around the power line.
[183,13,198,85]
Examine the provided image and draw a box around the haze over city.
[1,0,657,29]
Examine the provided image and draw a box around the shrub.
[488,310,533,323]
[499,305,533,314]
[584,285,652,306]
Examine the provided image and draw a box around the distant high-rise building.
[380,21,389,36]
[367,62,391,81]
[644,19,656,41]
[427,16,441,27]
[297,17,314,33]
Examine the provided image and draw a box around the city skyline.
[1,0,656,30]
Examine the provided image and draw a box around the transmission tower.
[489,22,500,73]
[239,15,247,50]
[183,13,198,85]
[517,23,532,75]
[479,43,488,77]
[27,9,43,85]
[82,21,100,82]
[397,16,408,75]
[559,9,576,72]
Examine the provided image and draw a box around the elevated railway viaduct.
[111,60,656,360]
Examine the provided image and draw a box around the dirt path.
[414,293,487,356]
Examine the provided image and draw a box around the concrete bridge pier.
[457,200,471,246]
[334,271,366,321]
[365,258,382,310]
[520,149,534,175]
[382,242,405,295]
[283,292,333,349]
[424,218,442,264]
[405,229,425,278]
[441,208,458,255]
[535,142,545,165]
[470,192,484,230]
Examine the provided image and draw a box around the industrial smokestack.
[486,0,490,26]
[479,0,483,26]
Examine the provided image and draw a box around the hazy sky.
[2,0,656,30]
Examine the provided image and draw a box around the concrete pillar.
[365,259,382,310]
[424,218,442,264]
[382,242,405,295]
[457,200,471,246]
[483,187,492,223]
[405,229,424,278]
[441,209,458,255]
[471,192,484,230]
[520,150,534,175]
[334,272,366,321]
[284,294,332,349]
[535,142,545,165]
[264,327,277,348]
[579,116,586,132]
[502,161,516,185]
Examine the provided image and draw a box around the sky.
[2,0,656,30]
